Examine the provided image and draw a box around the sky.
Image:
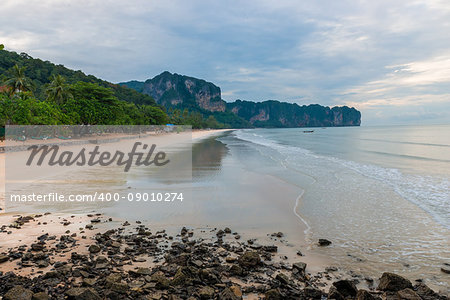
[1,0,449,125]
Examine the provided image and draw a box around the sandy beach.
[0,128,448,299]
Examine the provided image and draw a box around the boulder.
[65,287,101,300]
[328,285,345,300]
[332,279,358,298]
[304,286,322,299]
[397,288,421,300]
[4,286,33,300]
[0,254,9,263]
[377,272,412,292]
[88,244,101,253]
[356,290,381,300]
[265,289,282,300]
[238,251,261,268]
[32,292,49,300]
[198,286,215,299]
[318,239,332,246]
[413,283,440,300]
[220,287,241,300]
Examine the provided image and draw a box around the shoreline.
[1,128,448,299]
[0,212,447,299]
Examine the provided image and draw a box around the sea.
[218,124,449,289]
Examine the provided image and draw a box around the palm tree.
[45,75,73,104]
[4,64,34,94]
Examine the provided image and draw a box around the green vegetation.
[0,48,243,129]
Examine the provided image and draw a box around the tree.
[0,44,4,50]
[45,75,73,104]
[4,64,34,94]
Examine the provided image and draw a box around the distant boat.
[303,130,314,133]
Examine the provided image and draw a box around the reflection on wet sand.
[192,137,229,178]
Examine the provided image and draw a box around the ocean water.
[220,124,450,288]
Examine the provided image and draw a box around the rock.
[275,273,291,285]
[397,288,421,300]
[293,262,307,273]
[328,285,345,300]
[32,292,49,300]
[265,289,282,300]
[304,286,322,299]
[413,283,440,300]
[377,272,413,292]
[216,229,225,237]
[229,264,244,276]
[332,279,358,298]
[4,286,33,300]
[441,266,450,274]
[262,245,278,253]
[198,286,215,299]
[224,227,232,233]
[318,239,332,246]
[238,251,261,268]
[0,254,9,263]
[88,244,101,253]
[220,287,241,300]
[65,287,101,300]
[150,272,170,289]
[296,250,303,256]
[356,290,381,300]
[230,285,242,298]
[31,243,44,251]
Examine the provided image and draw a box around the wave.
[233,130,450,229]
[359,138,450,148]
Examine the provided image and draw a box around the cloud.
[0,0,450,125]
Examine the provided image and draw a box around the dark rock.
[397,288,421,300]
[198,286,215,299]
[0,254,9,263]
[275,273,291,285]
[220,287,241,300]
[65,287,101,300]
[238,251,261,268]
[224,227,232,234]
[229,264,244,276]
[377,272,413,292]
[293,262,307,273]
[318,239,332,246]
[265,289,282,300]
[88,244,101,253]
[413,283,441,300]
[332,279,358,298]
[262,245,278,253]
[31,243,44,251]
[441,266,450,274]
[328,285,345,300]
[32,292,49,300]
[356,290,381,300]
[304,286,322,299]
[4,286,33,300]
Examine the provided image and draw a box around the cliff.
[121,72,361,128]
[123,71,226,112]
[228,100,361,127]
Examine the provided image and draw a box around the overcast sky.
[1,0,449,125]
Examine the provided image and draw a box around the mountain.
[228,100,361,127]
[0,50,157,106]
[136,71,226,112]
[121,72,361,127]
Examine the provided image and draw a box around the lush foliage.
[0,49,157,106]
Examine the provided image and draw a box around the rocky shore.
[0,214,448,300]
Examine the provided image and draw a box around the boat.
[303,130,314,133]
